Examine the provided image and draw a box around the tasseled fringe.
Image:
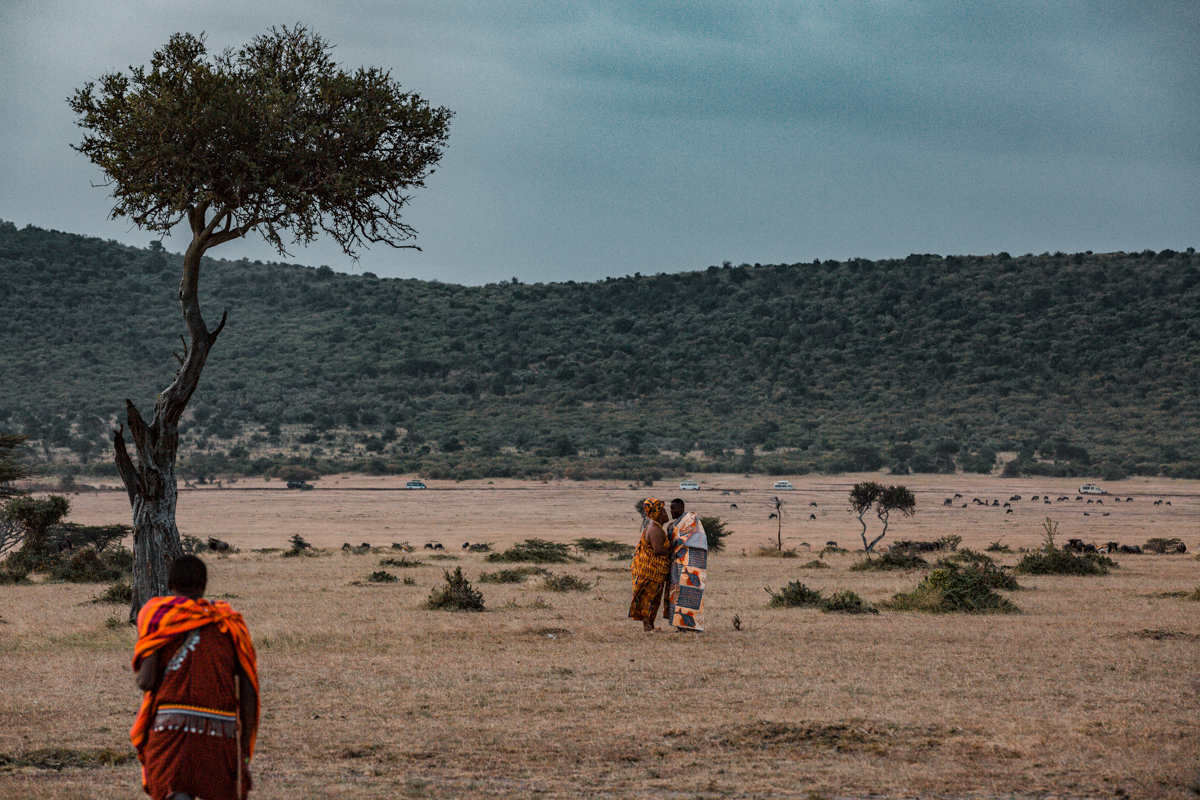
[152,710,237,738]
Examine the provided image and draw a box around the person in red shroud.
[131,555,259,800]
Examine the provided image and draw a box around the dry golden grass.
[3,473,1200,799]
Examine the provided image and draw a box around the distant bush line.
[3,221,1199,480]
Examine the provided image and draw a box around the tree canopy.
[69,25,452,258]
[850,482,916,553]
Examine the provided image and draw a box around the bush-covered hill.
[2,220,1198,481]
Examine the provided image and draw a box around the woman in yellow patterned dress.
[628,498,672,632]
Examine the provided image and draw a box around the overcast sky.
[2,2,1197,285]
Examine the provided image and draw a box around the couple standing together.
[629,497,708,632]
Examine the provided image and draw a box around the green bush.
[765,581,877,613]
[573,538,634,559]
[698,516,732,552]
[91,580,133,604]
[1013,550,1114,576]
[424,567,485,611]
[478,566,547,584]
[821,589,878,614]
[47,547,129,583]
[367,570,398,583]
[539,573,594,592]
[379,556,424,568]
[753,545,799,559]
[849,549,928,571]
[799,559,830,569]
[0,563,30,584]
[766,581,825,608]
[884,564,1020,614]
[485,538,583,564]
[1143,537,1184,554]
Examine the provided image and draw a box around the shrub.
[1144,537,1184,554]
[937,534,962,551]
[698,516,732,552]
[478,566,548,584]
[884,564,1020,613]
[424,567,485,611]
[367,570,398,583]
[485,539,583,564]
[800,559,830,569]
[939,548,993,565]
[539,573,594,592]
[822,589,878,614]
[0,563,30,584]
[573,538,634,559]
[753,545,799,558]
[47,547,129,583]
[379,557,424,568]
[91,580,133,604]
[1013,550,1114,576]
[986,540,1013,553]
[766,581,824,608]
[288,533,311,551]
[180,534,205,555]
[819,545,849,557]
[850,549,928,571]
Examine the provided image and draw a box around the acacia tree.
[69,26,451,616]
[849,482,916,553]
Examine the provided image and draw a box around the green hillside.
[2,220,1198,481]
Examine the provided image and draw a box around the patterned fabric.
[629,523,671,621]
[665,514,707,630]
[132,596,259,799]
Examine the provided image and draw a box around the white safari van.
[1078,483,1106,495]
[679,480,700,490]
[773,480,795,490]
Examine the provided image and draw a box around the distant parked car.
[406,480,427,490]
[679,480,700,490]
[773,480,794,490]
[1078,483,1107,495]
[286,480,313,490]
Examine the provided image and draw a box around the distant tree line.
[2,221,1199,481]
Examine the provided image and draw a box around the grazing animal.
[342,543,353,550]
[1102,512,1110,516]
[810,501,818,507]
[1083,512,1090,516]
[1031,495,1039,501]
[1125,497,1133,502]
[730,503,738,509]
[768,513,778,520]
[1154,500,1162,506]
[1166,501,1172,506]
[462,542,471,549]
[207,537,230,552]
[809,513,816,520]
[1003,502,1011,508]
[1075,496,1082,501]
[1010,495,1022,502]
[1044,499,1050,504]
[944,498,953,506]
[1096,499,1103,504]
[992,499,999,507]
[360,543,371,550]
[961,503,968,508]
[424,543,435,549]
[954,493,963,498]
[1005,509,1013,514]
[825,541,838,548]
[1174,542,1187,554]
[1120,544,1142,554]
[434,543,444,551]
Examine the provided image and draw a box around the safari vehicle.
[406,480,427,489]
[286,480,313,490]
[679,480,700,490]
[1078,483,1107,495]
[773,480,794,490]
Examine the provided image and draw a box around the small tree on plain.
[850,482,916,553]
[0,433,32,498]
[69,26,452,617]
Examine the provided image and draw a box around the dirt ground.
[2,473,1199,799]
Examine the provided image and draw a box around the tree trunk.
[114,218,227,621]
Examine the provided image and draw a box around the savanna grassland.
[2,474,1199,799]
